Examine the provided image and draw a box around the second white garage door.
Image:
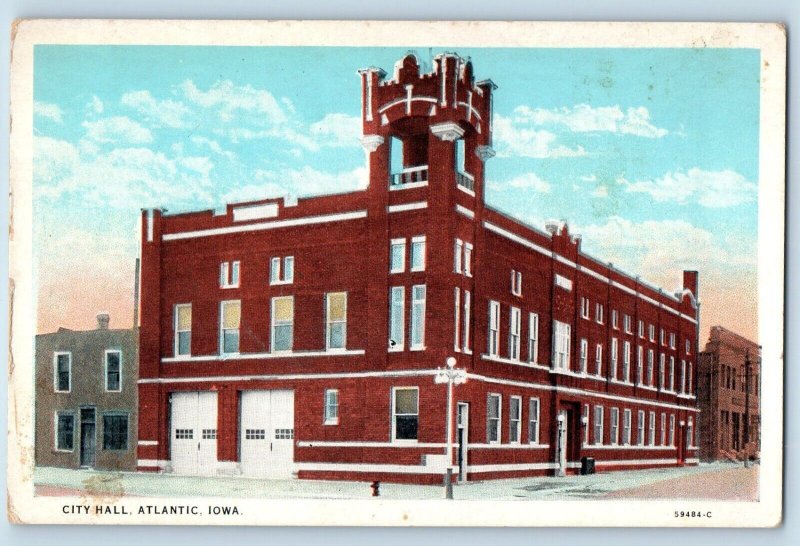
[170,391,218,476]
[240,390,295,478]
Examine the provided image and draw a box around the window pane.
[273,297,293,322]
[103,415,128,450]
[411,239,425,270]
[273,324,293,351]
[177,305,192,330]
[488,395,500,419]
[222,301,241,328]
[223,330,240,353]
[57,414,74,450]
[389,287,404,347]
[270,257,281,282]
[395,389,418,414]
[390,241,405,272]
[283,257,294,281]
[178,331,191,355]
[395,416,418,440]
[328,293,346,321]
[328,323,346,349]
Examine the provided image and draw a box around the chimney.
[683,270,699,297]
[97,313,110,330]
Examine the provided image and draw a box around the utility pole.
[744,349,751,468]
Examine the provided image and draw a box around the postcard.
[8,19,785,526]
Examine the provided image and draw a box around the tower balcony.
[456,171,475,193]
[389,165,429,188]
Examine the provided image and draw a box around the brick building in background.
[136,53,700,483]
[698,326,760,461]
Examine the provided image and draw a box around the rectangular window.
[509,307,521,360]
[623,409,632,445]
[271,296,294,353]
[270,256,294,284]
[669,356,676,391]
[660,412,667,445]
[463,242,473,277]
[324,389,339,425]
[390,238,406,273]
[410,236,426,272]
[685,339,691,354]
[647,349,655,386]
[595,303,604,324]
[659,353,666,390]
[593,405,604,445]
[283,256,294,284]
[595,344,603,376]
[104,350,121,392]
[463,290,472,352]
[326,292,347,350]
[581,297,590,319]
[660,328,666,346]
[648,411,656,446]
[528,313,539,363]
[529,398,540,444]
[612,309,619,329]
[202,429,217,440]
[583,404,590,444]
[649,324,655,342]
[453,239,463,273]
[102,413,129,450]
[509,396,521,443]
[389,287,405,350]
[624,314,632,334]
[552,320,571,370]
[511,270,523,296]
[392,387,419,441]
[487,393,501,443]
[454,288,461,351]
[54,352,71,392]
[488,300,500,357]
[174,304,192,356]
[637,410,645,446]
[579,338,588,374]
[669,332,676,349]
[622,341,631,382]
[688,362,693,393]
[56,412,74,451]
[637,346,644,385]
[610,337,618,379]
[610,407,619,445]
[669,414,676,446]
[638,320,644,338]
[410,285,427,349]
[220,260,240,288]
[680,359,687,393]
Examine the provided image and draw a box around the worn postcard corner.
[7,19,785,527]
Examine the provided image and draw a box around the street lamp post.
[434,356,467,499]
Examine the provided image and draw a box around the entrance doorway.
[80,407,96,468]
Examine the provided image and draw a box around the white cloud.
[34,101,63,123]
[121,90,192,129]
[82,116,153,145]
[580,174,597,182]
[89,96,104,114]
[223,166,368,204]
[514,104,668,138]
[620,168,757,208]
[489,172,552,194]
[190,135,236,161]
[309,113,361,147]
[493,114,586,159]
[180,79,288,124]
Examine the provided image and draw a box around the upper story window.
[552,320,571,370]
[174,304,192,357]
[220,260,240,288]
[649,324,656,342]
[454,239,473,276]
[410,285,427,350]
[509,307,521,361]
[487,393,502,443]
[54,352,71,393]
[324,389,339,425]
[487,300,501,357]
[611,309,619,329]
[464,243,473,277]
[390,238,406,273]
[595,303,604,324]
[410,236,426,272]
[685,339,691,354]
[669,332,676,349]
[389,286,405,351]
[271,296,294,353]
[220,300,241,355]
[638,320,644,338]
[580,297,590,319]
[326,292,347,350]
[528,313,539,364]
[392,387,419,441]
[104,350,122,392]
[595,344,603,376]
[623,314,632,334]
[660,328,666,346]
[511,270,523,297]
[270,256,294,284]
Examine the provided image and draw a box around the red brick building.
[697,326,760,461]
[136,53,701,483]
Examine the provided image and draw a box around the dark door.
[80,408,96,467]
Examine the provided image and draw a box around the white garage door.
[171,391,218,475]
[240,390,295,478]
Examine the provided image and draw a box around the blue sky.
[32,46,761,340]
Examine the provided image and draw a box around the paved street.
[34,461,758,501]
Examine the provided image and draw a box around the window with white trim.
[580,297,590,319]
[488,300,500,357]
[669,332,676,349]
[647,349,655,386]
[56,412,74,451]
[462,290,472,353]
[390,239,406,273]
[174,303,191,357]
[593,405,604,445]
[270,256,294,284]
[623,409,632,445]
[464,242,473,277]
[669,356,675,392]
[389,287,405,351]
[611,309,619,329]
[610,407,619,445]
[669,414,676,446]
[596,303,604,324]
[595,343,603,376]
[271,296,294,353]
[220,300,241,354]
[509,396,521,443]
[104,350,121,392]
[392,387,419,441]
[636,345,644,385]
[610,337,619,379]
[453,239,463,273]
[453,288,461,351]
[660,412,667,445]
[637,410,645,446]
[680,359,687,394]
[622,341,631,383]
[583,404,590,444]
[624,314,632,334]
[688,362,693,394]
[660,328,666,346]
[511,270,522,296]
[552,320,571,370]
[410,236,426,272]
[638,320,644,338]
[487,394,501,443]
[220,260,240,288]
[648,411,656,446]
[685,339,691,354]
[410,285,426,350]
[579,338,588,374]
[659,353,666,390]
[529,398,541,444]
[649,324,655,342]
[528,313,539,363]
[54,352,71,393]
[509,307,521,361]
[324,389,339,425]
[326,292,347,350]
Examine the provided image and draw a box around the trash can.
[580,456,595,475]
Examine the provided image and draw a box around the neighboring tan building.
[698,325,760,461]
[35,314,138,470]
[136,53,700,483]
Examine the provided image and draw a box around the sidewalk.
[34,462,757,501]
